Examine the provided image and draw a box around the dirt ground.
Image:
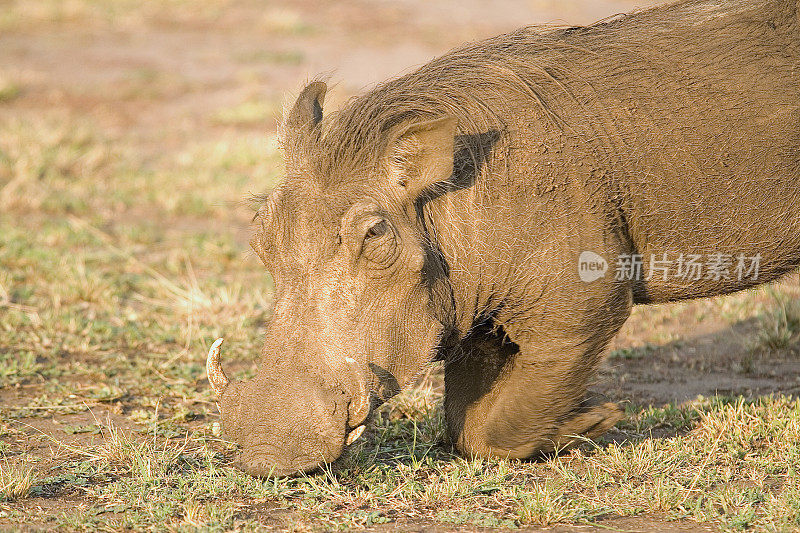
[2,0,799,531]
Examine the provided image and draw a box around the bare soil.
[602,287,800,406]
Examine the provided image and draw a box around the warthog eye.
[360,218,399,268]
[365,220,388,240]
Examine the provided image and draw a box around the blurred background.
[0,0,655,205]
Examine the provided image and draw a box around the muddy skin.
[206,0,800,476]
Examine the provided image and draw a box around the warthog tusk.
[346,425,365,445]
[345,357,370,427]
[206,337,229,395]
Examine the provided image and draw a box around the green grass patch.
[3,394,796,531]
[0,79,21,103]
[754,292,800,352]
[212,100,281,127]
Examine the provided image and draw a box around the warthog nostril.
[236,458,287,478]
[237,442,334,478]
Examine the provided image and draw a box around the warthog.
[205,0,800,476]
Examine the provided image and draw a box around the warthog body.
[206,0,800,476]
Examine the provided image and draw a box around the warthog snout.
[206,339,370,476]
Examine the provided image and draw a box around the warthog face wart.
[207,82,458,476]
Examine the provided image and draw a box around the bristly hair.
[287,0,794,190]
[304,24,589,188]
[299,12,655,188]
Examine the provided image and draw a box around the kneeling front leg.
[444,323,622,459]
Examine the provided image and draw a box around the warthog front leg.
[444,312,627,459]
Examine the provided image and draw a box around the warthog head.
[206,81,459,476]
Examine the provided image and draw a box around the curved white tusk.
[345,357,370,427]
[206,338,229,395]
[346,425,365,446]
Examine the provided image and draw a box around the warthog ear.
[388,116,457,201]
[282,82,326,155]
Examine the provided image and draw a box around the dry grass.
[0,462,37,501]
[755,293,800,352]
